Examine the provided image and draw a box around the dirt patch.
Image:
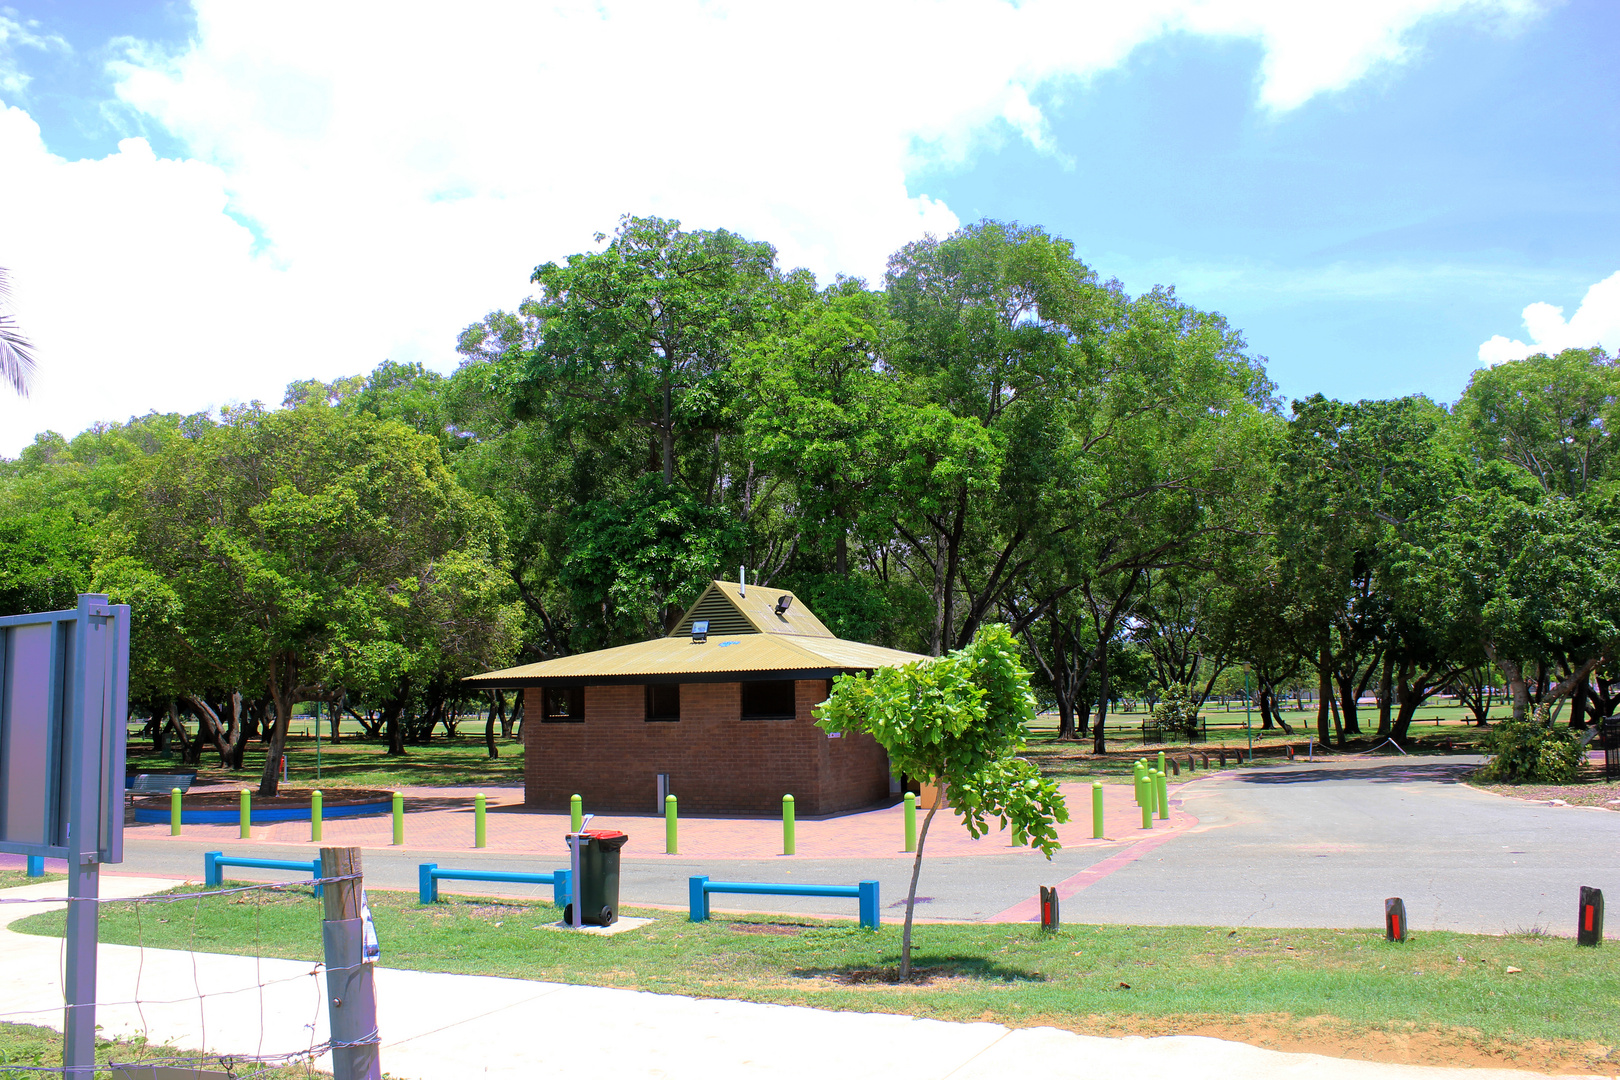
[731,923,803,937]
[1021,1012,1616,1074]
[1468,774,1620,811]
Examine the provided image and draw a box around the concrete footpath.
[0,879,1608,1080]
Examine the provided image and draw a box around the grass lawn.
[127,702,1496,793]
[126,728,525,791]
[0,871,62,891]
[13,884,1617,1073]
[0,1020,327,1079]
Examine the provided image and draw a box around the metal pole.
[391,792,404,845]
[321,847,381,1080]
[240,789,251,839]
[312,790,323,843]
[1091,781,1104,839]
[782,794,795,855]
[664,794,677,854]
[316,702,322,782]
[475,793,487,849]
[63,594,112,1079]
[903,791,917,852]
[170,787,182,836]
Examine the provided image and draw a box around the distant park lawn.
[125,724,525,791]
[13,885,1617,1073]
[0,871,62,891]
[123,702,1501,792]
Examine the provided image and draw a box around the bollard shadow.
[798,954,1048,986]
[1228,762,1479,786]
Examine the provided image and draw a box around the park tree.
[816,624,1067,979]
[115,401,519,795]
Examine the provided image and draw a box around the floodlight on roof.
[774,595,792,616]
[692,620,709,643]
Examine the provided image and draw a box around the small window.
[541,686,585,723]
[741,680,797,720]
[646,684,680,721]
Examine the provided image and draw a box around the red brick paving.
[133,780,1200,861]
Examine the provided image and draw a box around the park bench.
[204,851,324,897]
[418,863,572,907]
[126,769,198,796]
[688,875,880,929]
[124,769,198,821]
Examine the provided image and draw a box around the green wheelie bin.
[564,829,628,926]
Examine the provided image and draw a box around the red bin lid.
[582,829,626,839]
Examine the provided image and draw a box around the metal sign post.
[0,595,129,1079]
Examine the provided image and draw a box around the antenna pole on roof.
[740,565,746,597]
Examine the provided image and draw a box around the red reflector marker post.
[1040,886,1060,932]
[1385,897,1408,943]
[1577,886,1604,947]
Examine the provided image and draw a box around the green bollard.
[1141,794,1153,830]
[904,791,917,852]
[1156,768,1170,820]
[475,793,487,848]
[170,788,182,836]
[1091,781,1104,839]
[783,794,796,855]
[239,789,251,839]
[570,793,583,833]
[665,794,678,854]
[310,790,323,842]
[1132,761,1146,806]
[392,791,404,845]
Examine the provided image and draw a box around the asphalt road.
[1067,755,1620,934]
[105,755,1618,933]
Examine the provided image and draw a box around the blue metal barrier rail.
[418,864,572,908]
[203,851,324,897]
[689,875,880,929]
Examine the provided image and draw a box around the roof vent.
[692,620,709,643]
[774,595,793,616]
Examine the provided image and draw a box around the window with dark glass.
[541,686,585,723]
[646,683,680,721]
[741,680,797,720]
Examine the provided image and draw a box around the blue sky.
[0,1,1615,452]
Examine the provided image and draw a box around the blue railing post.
[25,855,44,877]
[310,858,324,899]
[419,863,437,904]
[204,851,222,888]
[858,880,880,929]
[552,869,571,909]
[689,875,710,922]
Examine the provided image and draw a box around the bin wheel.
[600,905,614,925]
[562,903,572,924]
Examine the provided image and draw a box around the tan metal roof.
[465,628,928,687]
[671,580,834,638]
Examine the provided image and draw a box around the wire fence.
[0,874,376,1079]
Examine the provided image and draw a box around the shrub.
[1478,718,1585,783]
[1151,684,1202,740]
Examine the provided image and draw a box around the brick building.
[465,580,928,816]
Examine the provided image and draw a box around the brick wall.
[522,679,891,816]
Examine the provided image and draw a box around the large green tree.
[116,402,519,795]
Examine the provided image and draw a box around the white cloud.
[1478,271,1620,366]
[0,0,1537,454]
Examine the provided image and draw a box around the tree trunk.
[1091,647,1111,755]
[900,793,942,981]
[1376,651,1394,739]
[485,692,500,759]
[1316,644,1333,745]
